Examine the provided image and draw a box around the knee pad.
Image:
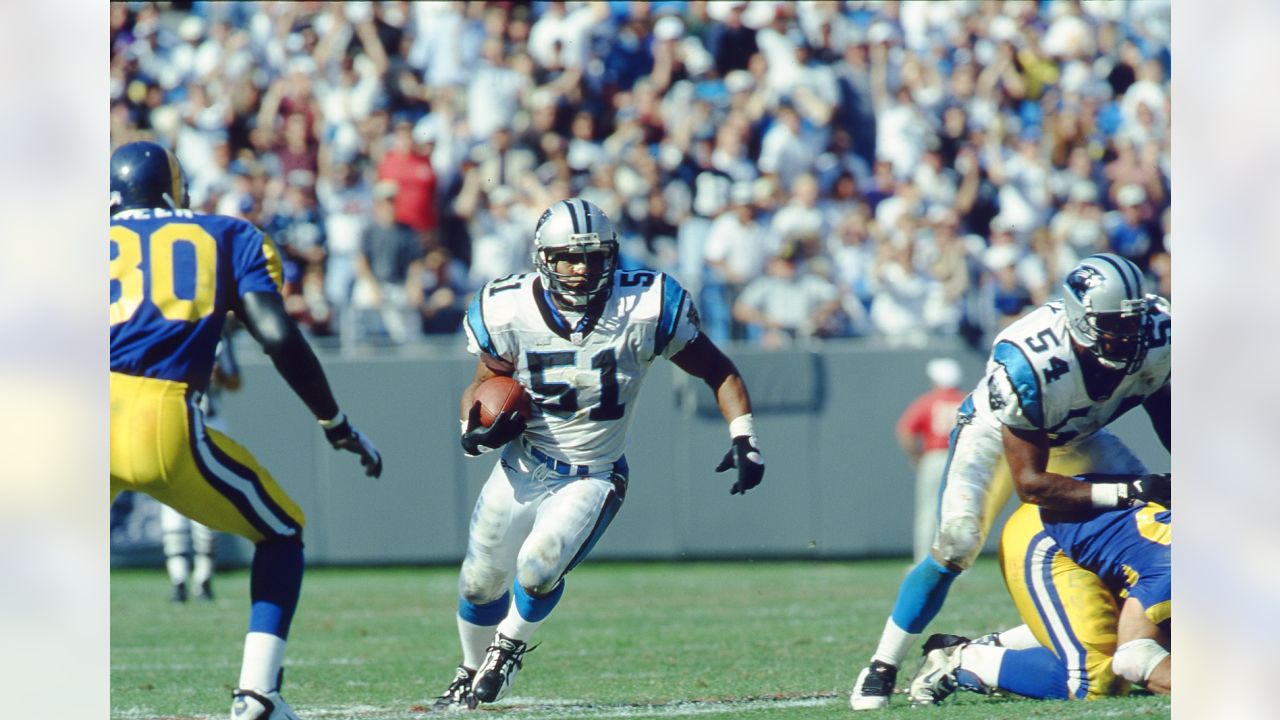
[1112,638,1169,686]
[459,560,509,606]
[516,536,565,596]
[935,516,982,570]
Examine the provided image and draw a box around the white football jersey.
[464,269,701,465]
[971,298,1171,446]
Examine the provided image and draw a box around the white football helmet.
[532,198,619,308]
[1061,253,1151,374]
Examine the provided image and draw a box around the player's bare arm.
[671,335,763,495]
[238,291,382,477]
[1004,424,1169,510]
[670,334,752,421]
[1144,383,1170,451]
[1003,425,1096,509]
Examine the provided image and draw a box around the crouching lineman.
[109,141,382,720]
[431,198,765,710]
[907,487,1171,703]
[850,253,1170,709]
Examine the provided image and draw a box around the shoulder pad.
[990,340,1045,429]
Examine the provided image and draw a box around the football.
[474,375,533,427]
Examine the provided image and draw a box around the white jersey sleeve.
[650,272,701,359]
[463,274,525,373]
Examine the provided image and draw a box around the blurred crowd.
[110,0,1171,351]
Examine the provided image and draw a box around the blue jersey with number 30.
[110,208,283,390]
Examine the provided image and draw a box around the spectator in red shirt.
[895,358,966,563]
[377,118,439,246]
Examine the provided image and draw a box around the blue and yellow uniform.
[110,207,304,542]
[999,501,1170,699]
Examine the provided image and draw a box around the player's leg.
[435,449,541,709]
[998,504,1126,699]
[913,450,946,564]
[191,519,217,601]
[160,503,193,603]
[111,374,306,718]
[472,460,628,704]
[852,406,1007,710]
[151,384,306,718]
[1114,597,1170,694]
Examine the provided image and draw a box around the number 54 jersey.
[464,269,700,467]
[973,298,1171,446]
[111,208,283,391]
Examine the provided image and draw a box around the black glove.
[460,403,527,457]
[1126,473,1171,507]
[323,415,383,478]
[715,435,765,495]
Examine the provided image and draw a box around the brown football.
[474,376,533,427]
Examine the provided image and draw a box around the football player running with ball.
[433,198,765,710]
[109,141,382,720]
[849,253,1170,710]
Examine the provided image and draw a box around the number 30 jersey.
[464,269,700,466]
[972,299,1171,446]
[111,208,283,391]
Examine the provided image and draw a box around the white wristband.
[1090,482,1127,509]
[728,413,755,439]
[318,411,346,429]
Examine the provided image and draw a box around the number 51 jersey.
[464,269,700,466]
[111,208,283,391]
[973,298,1171,446]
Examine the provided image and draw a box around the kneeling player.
[906,492,1170,703]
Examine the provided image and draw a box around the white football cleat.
[908,634,969,706]
[230,688,300,720]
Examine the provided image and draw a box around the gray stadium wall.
[209,340,1168,567]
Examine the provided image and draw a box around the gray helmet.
[1061,253,1151,374]
[532,198,619,308]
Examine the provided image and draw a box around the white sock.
[497,614,544,645]
[458,616,497,670]
[996,624,1039,650]
[165,555,189,586]
[959,643,1007,688]
[872,618,919,667]
[239,632,286,691]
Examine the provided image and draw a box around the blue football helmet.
[1061,253,1151,374]
[110,140,188,212]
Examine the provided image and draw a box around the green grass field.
[111,558,1169,719]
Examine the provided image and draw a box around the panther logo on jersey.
[1065,266,1105,302]
[987,372,1008,411]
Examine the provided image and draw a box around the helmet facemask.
[1072,299,1151,373]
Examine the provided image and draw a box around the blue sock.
[249,537,304,638]
[890,556,960,633]
[459,592,510,626]
[514,580,564,623]
[997,647,1069,700]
